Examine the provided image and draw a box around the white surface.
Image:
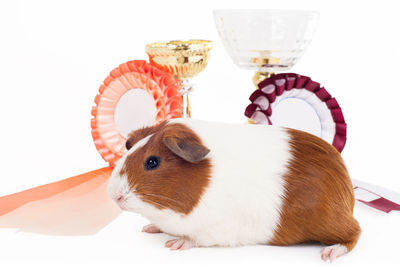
[0,0,399,266]
[0,203,399,267]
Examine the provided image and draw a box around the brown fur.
[269,128,361,252]
[125,121,167,150]
[120,122,212,215]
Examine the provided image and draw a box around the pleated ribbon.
[245,73,346,152]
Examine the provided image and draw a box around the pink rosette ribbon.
[91,60,183,167]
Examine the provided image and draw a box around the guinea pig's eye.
[144,156,160,171]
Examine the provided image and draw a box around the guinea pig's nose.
[116,195,124,202]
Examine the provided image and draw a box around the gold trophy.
[146,40,212,118]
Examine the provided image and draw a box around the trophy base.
[253,72,273,88]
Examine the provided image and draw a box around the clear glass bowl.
[213,9,319,73]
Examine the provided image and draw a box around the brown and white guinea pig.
[108,118,361,261]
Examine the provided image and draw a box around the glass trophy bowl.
[213,9,319,86]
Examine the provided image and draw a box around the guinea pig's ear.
[125,139,133,150]
[163,136,210,163]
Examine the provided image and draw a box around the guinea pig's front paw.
[165,238,196,250]
[142,224,162,234]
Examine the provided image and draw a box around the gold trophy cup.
[146,40,212,118]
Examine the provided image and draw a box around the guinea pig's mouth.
[112,192,144,213]
[114,195,128,211]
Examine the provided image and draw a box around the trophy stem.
[253,71,273,89]
[181,79,192,118]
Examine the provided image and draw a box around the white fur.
[108,119,292,247]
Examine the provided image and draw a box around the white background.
[0,0,399,266]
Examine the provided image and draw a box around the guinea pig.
[108,118,360,262]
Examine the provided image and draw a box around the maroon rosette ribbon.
[245,73,347,152]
